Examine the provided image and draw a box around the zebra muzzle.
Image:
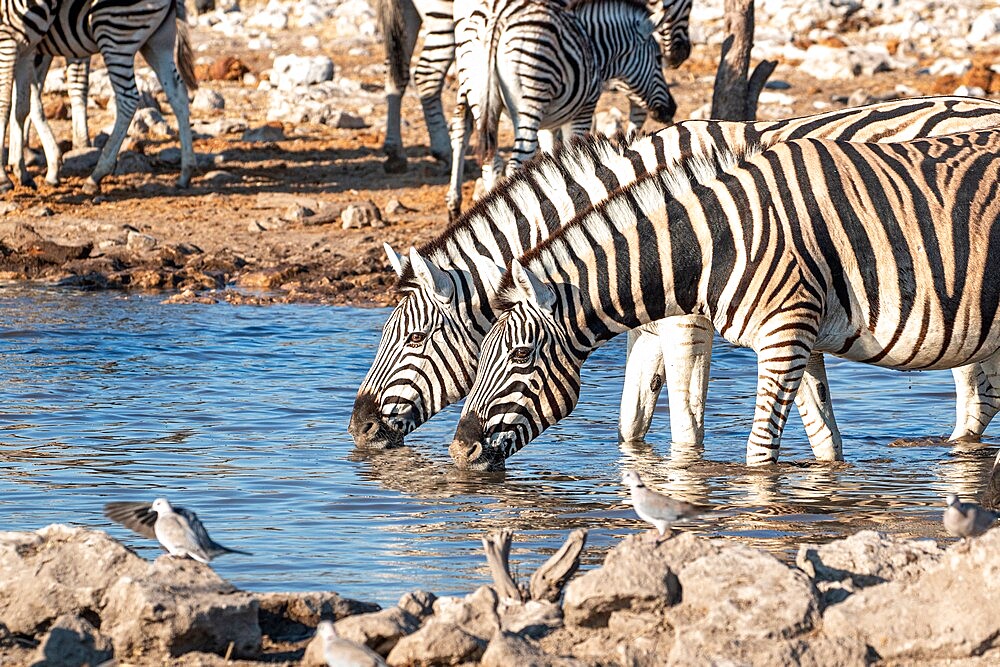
[450,412,506,471]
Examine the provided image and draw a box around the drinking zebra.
[7,0,196,194]
[349,96,1000,460]
[453,129,1000,470]
[446,0,687,219]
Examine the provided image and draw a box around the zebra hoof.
[175,175,191,189]
[0,180,13,194]
[19,177,36,190]
[383,154,407,174]
[82,179,101,196]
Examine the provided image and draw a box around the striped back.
[349,97,1000,451]
[455,129,1000,470]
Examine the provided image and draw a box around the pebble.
[242,123,286,143]
[269,54,335,91]
[192,89,226,111]
[341,201,383,230]
[126,231,157,251]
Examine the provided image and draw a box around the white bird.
[943,493,999,541]
[316,621,388,667]
[104,498,251,563]
[622,469,708,540]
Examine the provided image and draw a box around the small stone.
[242,123,286,143]
[0,201,16,215]
[340,201,383,230]
[248,220,267,233]
[126,231,157,251]
[192,88,225,111]
[331,110,368,129]
[384,199,414,215]
[202,170,239,185]
[114,151,153,175]
[61,147,102,175]
[764,79,791,90]
[282,203,314,222]
[28,205,53,218]
[269,55,335,91]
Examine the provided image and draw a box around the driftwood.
[482,529,589,602]
[710,0,777,121]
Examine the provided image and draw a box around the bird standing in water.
[104,497,251,563]
[622,469,708,541]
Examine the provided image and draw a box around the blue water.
[1,287,996,606]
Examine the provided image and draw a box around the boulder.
[385,620,486,667]
[563,532,716,627]
[270,55,335,91]
[481,631,576,667]
[255,591,380,642]
[822,530,1000,660]
[193,89,225,111]
[433,586,501,640]
[341,201,384,230]
[334,607,420,655]
[667,633,869,667]
[33,613,114,667]
[397,590,436,620]
[499,599,562,639]
[100,556,261,658]
[0,525,146,635]
[669,544,819,641]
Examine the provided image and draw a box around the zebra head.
[451,261,588,471]
[648,0,692,69]
[350,244,500,449]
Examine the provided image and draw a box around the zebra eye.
[510,346,533,363]
[406,332,427,347]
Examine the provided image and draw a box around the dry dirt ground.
[0,21,998,307]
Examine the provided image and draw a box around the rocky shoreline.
[2,523,998,666]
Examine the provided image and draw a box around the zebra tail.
[376,0,408,89]
[175,6,199,93]
[476,11,502,163]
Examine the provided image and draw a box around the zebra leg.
[67,58,91,150]
[383,0,420,173]
[446,98,471,221]
[537,129,558,155]
[949,362,1000,442]
[618,325,666,443]
[793,352,844,461]
[658,315,712,449]
[747,332,815,466]
[26,62,61,185]
[412,6,454,165]
[9,54,37,189]
[141,28,195,188]
[627,100,648,136]
[0,34,18,193]
[84,51,141,195]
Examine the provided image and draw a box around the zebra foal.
[446,0,686,219]
[349,96,1000,461]
[454,129,1000,470]
[7,0,197,193]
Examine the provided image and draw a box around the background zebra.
[445,0,686,220]
[349,96,1000,460]
[376,0,455,173]
[453,129,1000,471]
[8,0,197,194]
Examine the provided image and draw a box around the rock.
[269,55,335,91]
[242,123,286,142]
[667,633,869,667]
[28,205,53,217]
[670,544,819,640]
[800,44,860,80]
[44,96,70,120]
[384,199,415,216]
[61,147,101,174]
[127,106,174,139]
[195,118,249,136]
[498,599,562,639]
[282,203,314,222]
[822,530,1000,660]
[126,230,158,251]
[764,79,792,89]
[333,607,420,655]
[563,533,715,627]
[193,88,225,111]
[208,56,250,81]
[33,613,114,667]
[796,530,942,606]
[481,631,575,667]
[0,201,17,215]
[969,10,1000,44]
[341,201,383,230]
[100,556,261,658]
[255,591,380,642]
[434,586,501,640]
[202,169,239,185]
[331,110,368,129]
[397,590,436,620]
[0,525,146,635]
[114,151,153,175]
[386,620,486,667]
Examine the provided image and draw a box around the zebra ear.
[384,242,403,277]
[469,253,503,293]
[408,247,454,303]
[511,261,555,312]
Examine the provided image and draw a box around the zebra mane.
[493,141,762,311]
[394,133,635,293]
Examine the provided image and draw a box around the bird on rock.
[622,469,708,540]
[104,498,251,563]
[943,494,999,542]
[316,621,388,667]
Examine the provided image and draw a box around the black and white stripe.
[349,96,1000,458]
[445,0,686,219]
[456,128,1000,470]
[8,0,197,194]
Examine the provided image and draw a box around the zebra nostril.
[361,420,380,438]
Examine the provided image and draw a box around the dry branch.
[710,0,777,121]
[529,528,589,602]
[482,530,523,601]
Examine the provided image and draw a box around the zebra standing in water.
[8,0,197,194]
[376,0,455,172]
[454,130,1000,471]
[349,96,1000,459]
[446,0,686,219]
